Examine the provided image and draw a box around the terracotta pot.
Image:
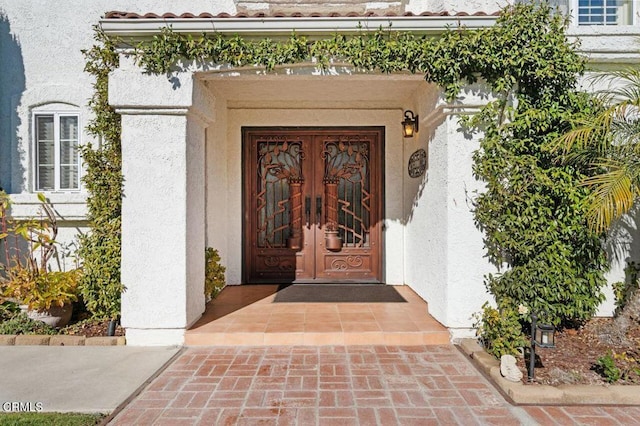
[25,303,73,328]
[325,231,343,251]
[287,236,302,250]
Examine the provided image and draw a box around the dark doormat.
[273,284,407,303]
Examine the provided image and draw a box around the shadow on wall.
[398,85,485,226]
[400,112,445,225]
[605,204,640,270]
[0,10,25,193]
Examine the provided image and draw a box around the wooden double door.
[243,127,384,283]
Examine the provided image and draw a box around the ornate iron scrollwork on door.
[245,127,382,283]
[256,138,304,249]
[322,137,370,248]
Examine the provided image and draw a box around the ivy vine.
[83,2,606,325]
[80,30,123,320]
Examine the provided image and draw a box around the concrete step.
[185,284,451,346]
[185,330,451,346]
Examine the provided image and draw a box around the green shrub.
[470,9,608,325]
[474,301,527,359]
[205,248,226,301]
[0,312,56,335]
[0,298,19,322]
[77,220,122,320]
[594,351,640,384]
[595,352,622,383]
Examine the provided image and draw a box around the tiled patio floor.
[109,345,640,425]
[185,285,450,346]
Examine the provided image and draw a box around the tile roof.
[104,11,500,19]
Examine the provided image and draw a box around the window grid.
[33,112,80,192]
[577,0,633,25]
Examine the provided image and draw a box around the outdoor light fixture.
[528,311,556,382]
[402,110,419,138]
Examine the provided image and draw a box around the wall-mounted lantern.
[402,110,419,138]
[528,311,556,382]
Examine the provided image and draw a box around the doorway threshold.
[185,285,450,346]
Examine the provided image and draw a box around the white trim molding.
[568,26,640,63]
[100,15,499,38]
[8,192,88,221]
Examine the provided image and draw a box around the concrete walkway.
[108,345,640,425]
[0,346,181,414]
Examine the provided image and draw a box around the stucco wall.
[403,111,449,323]
[0,0,241,194]
[109,60,212,345]
[6,193,87,272]
[443,112,493,336]
[205,95,231,279]
[119,115,192,326]
[0,0,234,262]
[402,85,495,336]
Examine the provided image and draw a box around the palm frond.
[592,69,640,107]
[554,68,640,232]
[583,159,638,232]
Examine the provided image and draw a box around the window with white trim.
[33,111,81,191]
[577,0,633,25]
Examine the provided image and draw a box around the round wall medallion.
[408,149,427,178]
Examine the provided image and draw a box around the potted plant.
[0,191,81,328]
[324,222,343,251]
[2,268,80,327]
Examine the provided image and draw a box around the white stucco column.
[109,57,213,345]
[404,87,495,340]
[442,106,494,339]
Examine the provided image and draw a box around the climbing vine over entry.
[80,30,123,320]
[82,3,606,325]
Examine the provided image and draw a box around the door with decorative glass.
[243,127,383,283]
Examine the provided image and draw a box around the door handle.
[305,196,311,227]
[316,196,322,225]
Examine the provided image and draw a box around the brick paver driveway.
[109,345,640,425]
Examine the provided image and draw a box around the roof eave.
[99,16,499,38]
